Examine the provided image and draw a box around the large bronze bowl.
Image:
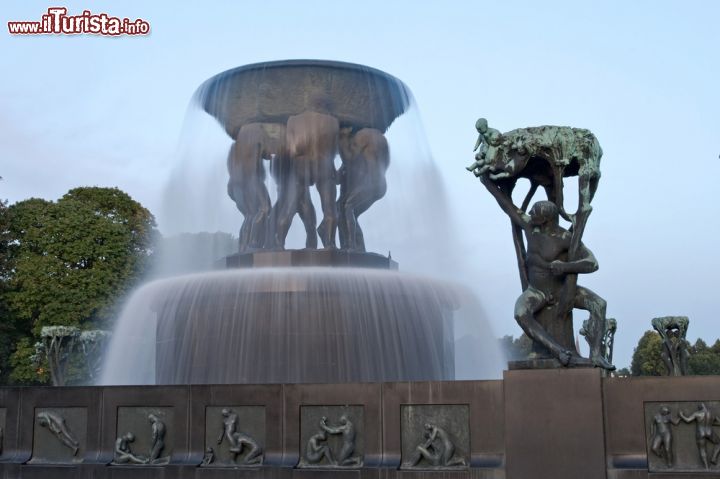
[198,59,412,138]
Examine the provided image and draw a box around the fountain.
[5,60,717,479]
[100,60,503,385]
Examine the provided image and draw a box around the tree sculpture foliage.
[35,326,80,386]
[77,329,113,382]
[1,187,155,384]
[32,326,111,386]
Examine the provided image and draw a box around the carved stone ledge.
[224,249,397,270]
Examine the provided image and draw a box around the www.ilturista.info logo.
[8,7,150,36]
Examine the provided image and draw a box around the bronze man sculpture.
[113,432,147,464]
[269,149,318,250]
[679,403,720,469]
[319,415,361,466]
[274,96,340,249]
[37,411,80,456]
[650,406,679,468]
[305,431,335,465]
[217,408,263,465]
[337,127,390,251]
[147,413,168,464]
[469,118,614,370]
[227,123,275,252]
[481,182,613,369]
[201,61,412,255]
[468,119,603,317]
[409,423,466,468]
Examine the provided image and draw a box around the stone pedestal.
[504,368,606,479]
[224,249,398,270]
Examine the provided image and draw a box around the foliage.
[6,188,156,330]
[1,187,156,384]
[630,330,665,376]
[0,197,10,280]
[0,197,15,383]
[688,339,720,375]
[9,337,48,384]
[630,330,720,376]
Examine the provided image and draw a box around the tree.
[687,339,720,375]
[630,331,720,377]
[2,187,156,384]
[9,338,48,384]
[0,197,10,277]
[630,330,664,376]
[0,196,15,383]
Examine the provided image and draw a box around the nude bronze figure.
[680,403,720,469]
[305,431,335,465]
[409,423,466,468]
[276,96,340,249]
[650,406,680,468]
[468,119,603,320]
[147,413,168,464]
[337,127,389,251]
[227,123,274,252]
[269,151,318,249]
[470,119,613,370]
[113,432,147,465]
[480,176,613,370]
[217,408,263,465]
[37,411,80,456]
[319,415,361,466]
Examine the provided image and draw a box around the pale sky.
[2,1,719,369]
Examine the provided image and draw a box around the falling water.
[100,268,503,385]
[101,60,505,385]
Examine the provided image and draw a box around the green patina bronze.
[468,118,614,371]
[652,316,690,376]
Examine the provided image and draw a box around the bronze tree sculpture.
[468,118,614,370]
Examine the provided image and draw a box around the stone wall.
[0,370,718,478]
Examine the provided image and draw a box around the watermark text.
[8,7,150,36]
